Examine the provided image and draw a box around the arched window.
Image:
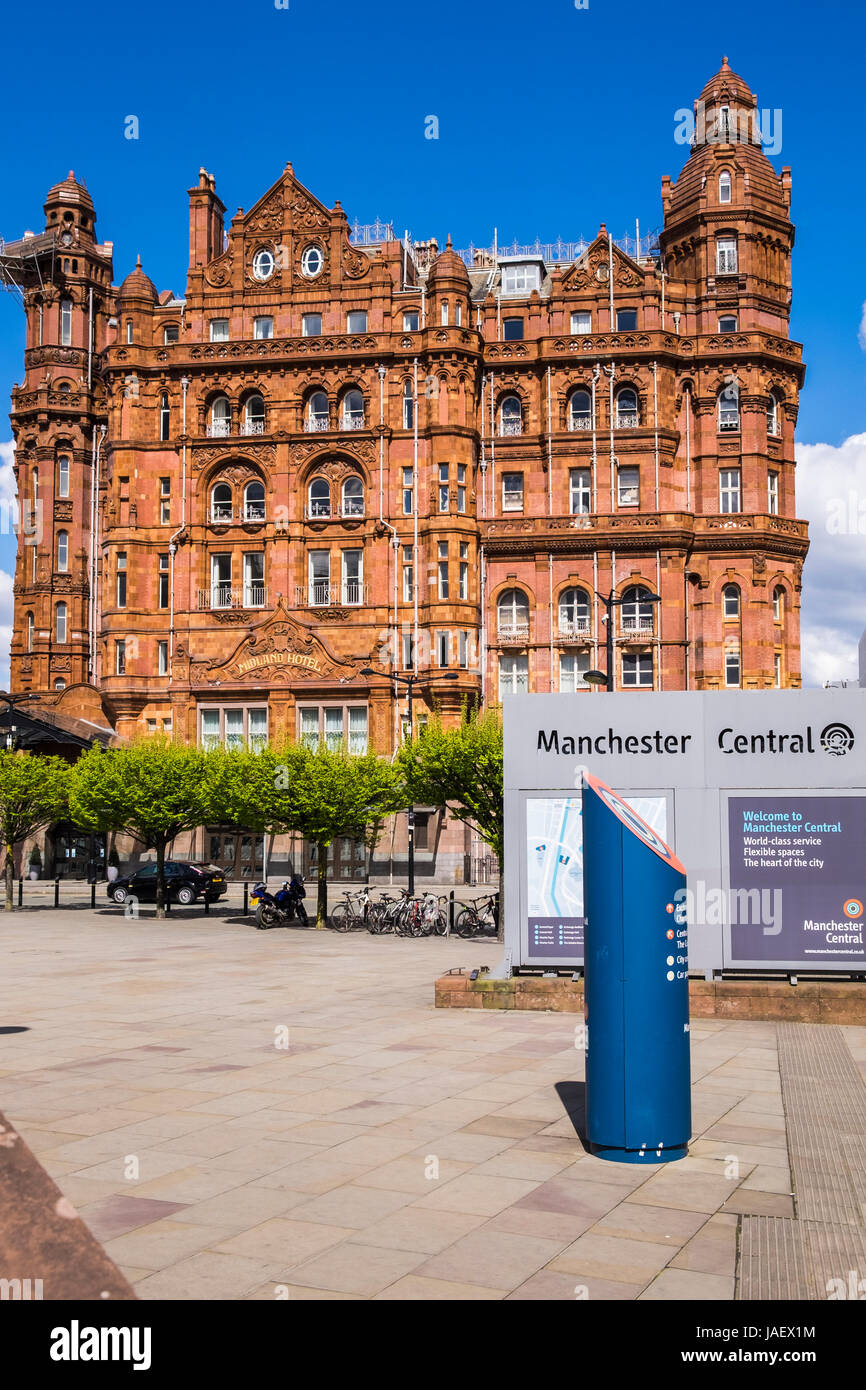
[620,585,655,633]
[723,584,740,620]
[56,530,69,572]
[497,587,530,639]
[57,381,71,393]
[26,612,34,652]
[308,477,331,518]
[243,480,266,521]
[568,389,592,431]
[306,391,329,432]
[54,679,66,691]
[341,389,365,430]
[767,389,781,437]
[55,602,67,644]
[718,382,739,431]
[773,586,785,623]
[440,301,449,326]
[244,393,266,435]
[402,379,415,430]
[210,395,231,437]
[60,298,72,346]
[499,396,523,437]
[341,475,364,518]
[210,482,233,522]
[160,391,170,441]
[615,387,639,428]
[57,455,70,498]
[719,170,732,203]
[558,587,591,637]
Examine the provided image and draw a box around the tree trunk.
[316,842,328,929]
[155,839,166,920]
[5,842,13,912]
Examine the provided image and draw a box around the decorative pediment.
[186,601,361,687]
[561,235,644,291]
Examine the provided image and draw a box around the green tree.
[397,707,504,861]
[68,737,219,919]
[225,742,404,928]
[0,752,69,911]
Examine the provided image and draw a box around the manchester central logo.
[820,722,855,757]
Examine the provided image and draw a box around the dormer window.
[501,263,541,295]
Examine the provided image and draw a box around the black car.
[107,861,228,907]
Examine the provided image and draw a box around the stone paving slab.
[1,907,864,1300]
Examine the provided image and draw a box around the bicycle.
[329,887,371,932]
[454,892,500,939]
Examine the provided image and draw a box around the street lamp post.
[585,590,662,693]
[361,666,458,894]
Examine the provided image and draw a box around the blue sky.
[1,0,865,683]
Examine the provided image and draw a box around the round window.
[252,248,275,281]
[301,245,324,278]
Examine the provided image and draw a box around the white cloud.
[859,302,866,352]
[0,438,16,507]
[796,432,866,688]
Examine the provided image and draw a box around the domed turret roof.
[699,56,755,108]
[44,170,95,212]
[427,236,471,287]
[119,255,158,302]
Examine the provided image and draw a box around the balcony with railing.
[206,418,267,438]
[295,582,368,608]
[499,418,523,437]
[615,412,639,429]
[497,618,530,643]
[305,414,331,433]
[568,415,593,431]
[198,584,267,610]
[558,616,591,639]
[341,411,365,431]
[208,505,267,526]
[620,614,655,635]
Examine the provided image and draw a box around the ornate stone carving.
[190,605,358,686]
[191,442,276,471]
[205,253,233,288]
[342,243,370,279]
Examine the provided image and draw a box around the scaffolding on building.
[0,230,60,306]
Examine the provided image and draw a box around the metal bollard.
[17,876,22,908]
[90,881,96,909]
[54,877,60,909]
[243,882,249,915]
[204,896,210,915]
[448,890,455,938]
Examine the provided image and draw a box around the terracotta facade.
[4,59,808,881]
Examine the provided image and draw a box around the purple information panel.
[727,796,866,965]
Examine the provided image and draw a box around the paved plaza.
[1,904,864,1300]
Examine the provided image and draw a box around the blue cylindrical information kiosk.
[582,773,690,1164]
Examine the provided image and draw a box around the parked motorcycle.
[250,877,308,929]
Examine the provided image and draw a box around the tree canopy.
[0,752,69,911]
[396,707,503,862]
